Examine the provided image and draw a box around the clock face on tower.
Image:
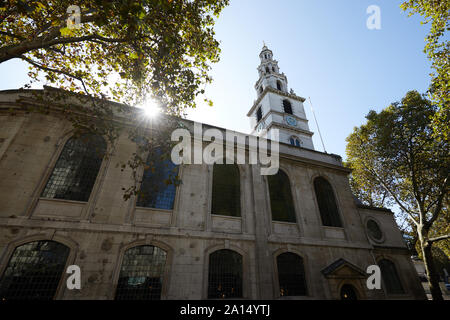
[285,115,297,127]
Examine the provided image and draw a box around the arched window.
[268,170,296,222]
[136,148,179,210]
[0,241,70,300]
[208,249,243,299]
[211,163,240,217]
[265,66,270,74]
[115,245,167,300]
[290,136,302,147]
[256,106,263,122]
[259,86,263,94]
[314,177,342,227]
[277,81,282,91]
[277,252,307,296]
[272,66,276,73]
[282,99,293,114]
[41,134,106,202]
[378,259,404,294]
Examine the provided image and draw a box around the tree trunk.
[420,236,443,300]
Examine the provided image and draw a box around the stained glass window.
[0,241,70,300]
[314,177,342,227]
[136,148,179,210]
[208,249,243,299]
[268,170,296,222]
[277,252,307,296]
[115,245,167,300]
[211,164,241,217]
[41,134,106,202]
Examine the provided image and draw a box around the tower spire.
[247,46,316,150]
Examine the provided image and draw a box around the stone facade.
[0,87,426,300]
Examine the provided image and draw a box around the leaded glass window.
[136,148,179,210]
[115,245,167,300]
[277,252,307,296]
[41,134,106,202]
[283,99,293,114]
[314,177,342,227]
[379,259,405,294]
[0,241,70,300]
[208,249,243,299]
[211,164,241,217]
[268,170,296,222]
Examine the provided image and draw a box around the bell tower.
[247,44,315,150]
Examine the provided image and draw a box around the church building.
[0,46,425,300]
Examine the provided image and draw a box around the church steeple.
[247,44,315,150]
[255,45,288,95]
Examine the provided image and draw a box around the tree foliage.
[346,90,449,300]
[0,0,229,201]
[0,0,229,111]
[400,0,449,142]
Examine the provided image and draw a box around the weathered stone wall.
[0,91,426,300]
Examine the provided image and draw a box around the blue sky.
[0,0,432,160]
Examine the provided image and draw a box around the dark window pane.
[277,253,307,296]
[208,250,242,299]
[268,170,296,222]
[137,148,179,210]
[283,100,293,114]
[314,177,342,227]
[290,138,295,146]
[256,107,262,122]
[277,81,282,90]
[41,134,106,202]
[379,259,404,294]
[211,164,241,217]
[115,245,167,300]
[367,220,383,240]
[0,241,70,300]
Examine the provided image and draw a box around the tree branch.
[428,234,450,244]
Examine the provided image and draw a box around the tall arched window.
[259,86,263,94]
[256,106,263,122]
[379,259,405,294]
[41,134,106,202]
[314,177,342,227]
[208,249,243,299]
[268,170,296,222]
[277,81,282,91]
[115,245,167,300]
[211,163,241,217]
[265,66,270,74]
[282,99,293,114]
[136,148,179,210]
[0,241,70,300]
[277,252,307,296]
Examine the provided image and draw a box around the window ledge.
[38,197,87,205]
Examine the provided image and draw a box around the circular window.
[367,219,383,241]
